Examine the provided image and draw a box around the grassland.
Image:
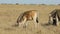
[0,4,60,34]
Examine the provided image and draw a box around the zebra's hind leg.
[56,14,59,26]
[53,18,56,26]
[53,15,59,26]
[48,15,53,25]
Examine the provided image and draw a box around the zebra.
[48,9,60,26]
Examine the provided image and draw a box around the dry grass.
[0,4,60,34]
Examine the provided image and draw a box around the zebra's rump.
[50,9,60,21]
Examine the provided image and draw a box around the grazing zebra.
[15,10,39,27]
[48,9,60,26]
